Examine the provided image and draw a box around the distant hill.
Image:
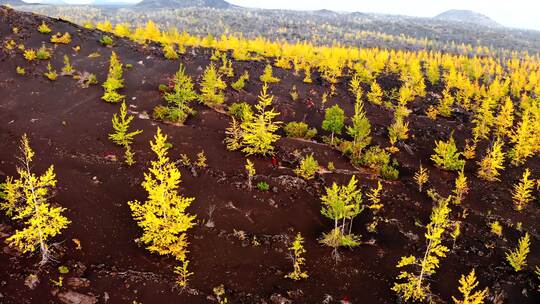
[434,9,500,27]
[40,0,67,4]
[91,0,137,6]
[135,0,231,9]
[0,0,26,5]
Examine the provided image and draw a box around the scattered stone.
[57,290,98,304]
[71,262,87,277]
[66,277,90,289]
[104,154,117,162]
[268,199,278,208]
[138,111,150,120]
[24,274,39,290]
[103,292,109,303]
[269,293,292,304]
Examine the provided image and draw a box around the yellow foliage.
[199,63,226,106]
[50,32,72,44]
[414,164,429,192]
[477,138,505,181]
[512,169,534,211]
[365,80,382,106]
[285,232,308,280]
[392,192,452,302]
[260,64,280,83]
[505,233,530,272]
[128,128,196,262]
[240,84,281,155]
[102,51,124,103]
[452,269,488,304]
[453,170,469,204]
[0,135,70,265]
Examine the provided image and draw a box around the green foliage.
[102,51,125,103]
[128,128,196,284]
[320,176,363,248]
[322,104,345,144]
[381,161,399,180]
[359,146,399,179]
[346,96,372,161]
[0,135,70,265]
[392,192,452,302]
[452,269,488,304]
[259,64,280,83]
[231,70,249,91]
[431,135,465,171]
[228,102,253,121]
[285,232,308,280]
[199,63,226,106]
[284,121,317,139]
[109,102,143,165]
[36,45,51,60]
[99,35,114,47]
[240,84,282,155]
[157,64,198,124]
[294,154,319,180]
[505,233,530,272]
[256,181,269,191]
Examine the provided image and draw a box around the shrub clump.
[431,135,465,171]
[228,102,253,121]
[294,154,319,180]
[361,146,399,180]
[284,122,317,140]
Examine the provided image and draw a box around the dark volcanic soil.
[0,6,539,304]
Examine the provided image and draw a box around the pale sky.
[28,0,540,31]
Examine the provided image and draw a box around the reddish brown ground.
[0,6,539,304]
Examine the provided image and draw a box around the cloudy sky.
[27,0,540,31]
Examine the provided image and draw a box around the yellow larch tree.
[0,134,70,265]
[128,128,196,288]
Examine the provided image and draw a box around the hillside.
[15,5,540,54]
[0,0,26,5]
[135,0,231,9]
[434,9,501,27]
[0,5,539,304]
